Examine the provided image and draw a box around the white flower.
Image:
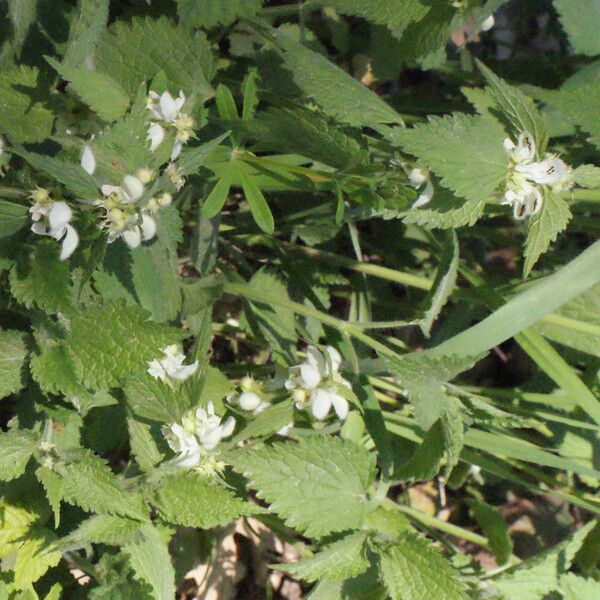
[147,345,199,382]
[147,123,165,152]
[502,132,573,219]
[29,197,79,260]
[101,174,145,205]
[194,402,235,451]
[285,346,350,421]
[147,90,186,122]
[166,162,186,190]
[162,422,201,468]
[81,144,96,175]
[408,167,434,209]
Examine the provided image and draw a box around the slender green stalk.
[383,499,490,548]
[0,185,28,199]
[564,188,600,202]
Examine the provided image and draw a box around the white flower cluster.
[81,145,167,248]
[502,132,572,220]
[285,345,351,421]
[162,402,235,470]
[146,90,194,161]
[29,188,79,260]
[147,345,198,382]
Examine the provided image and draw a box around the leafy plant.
[0,0,599,598]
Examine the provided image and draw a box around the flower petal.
[122,175,145,202]
[306,345,326,373]
[325,346,342,375]
[310,389,332,420]
[300,363,322,389]
[169,361,199,381]
[48,201,73,231]
[122,226,142,248]
[147,359,166,380]
[160,91,179,121]
[140,213,157,241]
[412,179,434,209]
[239,392,262,411]
[220,416,236,438]
[147,123,165,151]
[170,139,183,161]
[101,184,121,197]
[81,144,96,175]
[330,393,349,421]
[59,224,79,260]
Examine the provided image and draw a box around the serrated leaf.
[572,164,600,188]
[523,190,572,276]
[63,0,110,68]
[231,436,376,537]
[0,201,28,238]
[127,417,163,472]
[391,113,507,206]
[10,240,73,314]
[14,529,61,589]
[47,57,130,122]
[0,329,27,399]
[125,375,191,422]
[0,500,38,559]
[274,29,402,131]
[153,472,255,528]
[123,523,176,600]
[560,573,600,600]
[10,148,99,199]
[177,132,230,177]
[245,107,368,170]
[96,17,214,101]
[176,0,262,29]
[396,420,445,481]
[36,467,63,528]
[542,79,600,151]
[467,499,512,565]
[376,530,468,600]
[56,449,148,520]
[493,521,595,600]
[419,231,458,337]
[476,60,548,153]
[276,532,369,583]
[0,430,36,481]
[64,302,184,389]
[62,514,142,548]
[554,0,600,57]
[0,65,54,143]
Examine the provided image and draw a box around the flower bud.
[240,376,254,392]
[136,168,155,184]
[239,391,262,411]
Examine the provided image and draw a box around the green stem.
[260,1,319,19]
[0,185,28,199]
[563,188,600,202]
[222,281,399,358]
[383,499,490,548]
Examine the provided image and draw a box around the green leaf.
[96,17,214,101]
[177,132,230,177]
[523,190,572,277]
[236,107,368,170]
[123,523,176,600]
[215,84,238,120]
[10,148,99,199]
[476,60,548,153]
[242,68,259,121]
[560,573,600,600]
[201,169,232,218]
[493,521,595,600]
[62,514,142,547]
[396,420,445,481]
[274,29,402,131]
[14,529,61,589]
[0,500,38,558]
[238,163,275,233]
[0,329,27,400]
[275,532,369,583]
[125,375,191,422]
[420,231,459,337]
[572,164,600,188]
[153,472,255,528]
[64,302,184,389]
[231,436,376,537]
[0,200,28,238]
[176,0,262,29]
[0,65,54,143]
[542,79,600,151]
[376,530,468,600]
[554,0,600,56]
[46,57,130,122]
[127,417,163,472]
[36,467,63,528]
[8,0,36,55]
[56,449,148,520]
[467,499,512,564]
[0,429,36,481]
[391,113,507,205]
[63,0,110,68]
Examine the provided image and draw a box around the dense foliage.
[0,0,599,598]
